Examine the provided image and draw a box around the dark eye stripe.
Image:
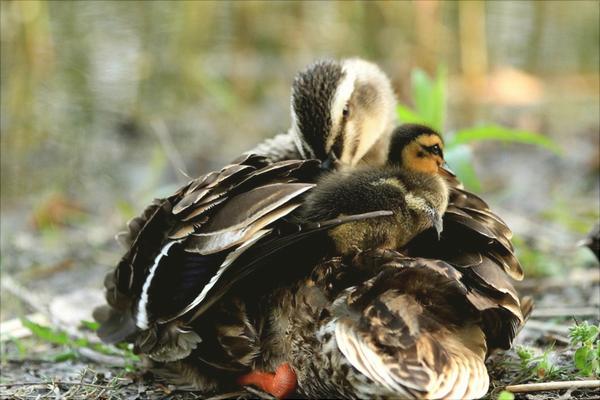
[332,132,345,158]
[420,144,443,157]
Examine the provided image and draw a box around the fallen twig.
[532,307,600,318]
[524,319,572,335]
[0,381,115,389]
[516,269,600,291]
[505,380,600,393]
[77,347,127,367]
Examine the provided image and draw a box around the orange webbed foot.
[237,363,297,399]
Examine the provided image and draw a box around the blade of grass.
[411,69,434,127]
[410,67,446,131]
[446,125,562,155]
[396,104,429,126]
[444,144,482,191]
[431,66,446,132]
[20,318,72,346]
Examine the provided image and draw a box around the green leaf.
[410,67,446,131]
[53,350,78,362]
[396,104,429,126]
[497,390,515,400]
[21,318,71,345]
[446,125,562,155]
[80,320,100,332]
[516,346,535,364]
[574,347,590,371]
[412,69,433,124]
[570,321,600,346]
[444,144,481,192]
[431,65,447,132]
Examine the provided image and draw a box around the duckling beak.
[439,162,456,178]
[426,208,444,239]
[433,212,444,240]
[320,151,340,171]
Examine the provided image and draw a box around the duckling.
[393,124,524,284]
[251,58,397,168]
[296,123,450,257]
[300,166,448,256]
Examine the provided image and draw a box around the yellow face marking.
[417,134,444,148]
[400,134,445,175]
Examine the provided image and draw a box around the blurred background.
[0,0,599,391]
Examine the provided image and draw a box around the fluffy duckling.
[297,123,450,257]
[251,58,397,168]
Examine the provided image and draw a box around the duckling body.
[301,166,448,255]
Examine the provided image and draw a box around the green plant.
[21,318,139,368]
[516,345,535,368]
[511,236,562,277]
[397,68,561,191]
[515,345,561,381]
[497,390,514,400]
[569,321,600,377]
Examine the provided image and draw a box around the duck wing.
[95,154,390,353]
[403,173,527,352]
[96,155,317,342]
[328,252,523,399]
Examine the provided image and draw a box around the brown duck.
[94,58,399,396]
[251,124,531,399]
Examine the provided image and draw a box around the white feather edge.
[160,228,272,324]
[334,320,413,398]
[136,240,181,329]
[135,229,272,330]
[334,319,487,400]
[191,184,314,238]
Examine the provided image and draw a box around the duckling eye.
[342,103,350,119]
[430,145,441,156]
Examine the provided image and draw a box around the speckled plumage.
[94,57,401,397]
[263,252,500,399]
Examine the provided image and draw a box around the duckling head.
[290,58,397,169]
[387,124,449,176]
